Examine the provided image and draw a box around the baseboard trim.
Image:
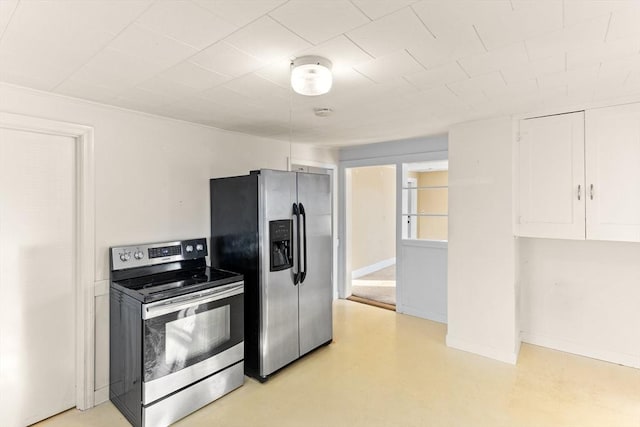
[521,332,640,369]
[94,386,109,406]
[352,258,395,279]
[397,305,447,324]
[446,334,519,365]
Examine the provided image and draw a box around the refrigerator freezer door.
[259,170,299,377]
[296,172,333,356]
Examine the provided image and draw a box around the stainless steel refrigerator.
[210,169,332,381]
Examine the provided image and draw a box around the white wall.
[447,117,519,364]
[340,135,448,162]
[350,165,396,272]
[520,238,640,368]
[0,83,337,403]
[448,113,640,369]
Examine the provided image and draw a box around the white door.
[586,103,640,242]
[397,163,448,323]
[517,112,585,239]
[0,128,76,426]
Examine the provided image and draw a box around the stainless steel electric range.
[109,238,244,427]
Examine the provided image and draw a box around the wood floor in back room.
[37,299,640,427]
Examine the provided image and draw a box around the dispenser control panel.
[269,220,293,271]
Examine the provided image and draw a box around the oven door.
[141,282,244,405]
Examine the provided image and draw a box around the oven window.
[165,305,230,365]
[144,292,243,382]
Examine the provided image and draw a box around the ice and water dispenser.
[269,220,293,271]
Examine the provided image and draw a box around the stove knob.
[119,253,127,262]
[196,244,204,251]
[134,251,144,260]
[124,252,131,261]
[185,245,194,253]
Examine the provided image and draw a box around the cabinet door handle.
[577,184,581,201]
[590,184,594,200]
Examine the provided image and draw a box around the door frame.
[0,112,96,410]
[338,151,448,300]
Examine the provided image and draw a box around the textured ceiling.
[1,0,639,146]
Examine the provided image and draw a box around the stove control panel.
[110,238,208,271]
[149,245,182,259]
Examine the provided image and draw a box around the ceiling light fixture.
[290,56,332,96]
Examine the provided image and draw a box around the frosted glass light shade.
[291,56,332,96]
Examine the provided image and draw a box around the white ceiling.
[1,0,639,146]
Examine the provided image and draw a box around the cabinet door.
[516,112,585,239]
[586,103,640,242]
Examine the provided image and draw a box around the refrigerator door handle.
[299,203,307,283]
[292,202,300,285]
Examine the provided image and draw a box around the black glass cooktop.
[112,266,242,303]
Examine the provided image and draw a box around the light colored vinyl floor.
[37,300,639,427]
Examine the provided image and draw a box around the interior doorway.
[346,165,396,310]
[338,147,448,322]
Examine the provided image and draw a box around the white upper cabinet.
[516,111,585,240]
[516,103,640,243]
[586,103,640,242]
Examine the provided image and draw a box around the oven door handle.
[142,282,244,320]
